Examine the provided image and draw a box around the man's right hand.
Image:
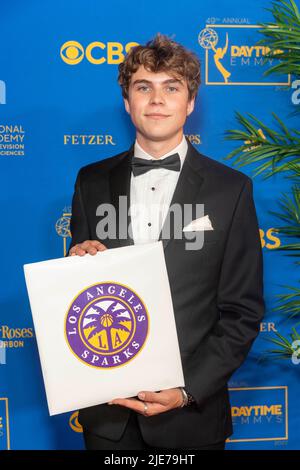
[69,240,107,256]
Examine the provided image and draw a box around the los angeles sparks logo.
[65,282,149,368]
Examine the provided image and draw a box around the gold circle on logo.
[66,46,79,59]
[60,41,84,65]
[78,295,137,356]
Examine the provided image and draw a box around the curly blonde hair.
[118,33,201,101]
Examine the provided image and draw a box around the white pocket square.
[183,215,214,232]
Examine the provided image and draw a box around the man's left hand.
[108,388,183,417]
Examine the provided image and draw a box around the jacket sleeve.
[184,178,265,406]
[67,170,91,254]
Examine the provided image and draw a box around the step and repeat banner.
[1,0,299,450]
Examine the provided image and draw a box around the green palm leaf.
[256,0,300,76]
[224,0,300,361]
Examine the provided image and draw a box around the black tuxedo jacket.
[69,138,265,448]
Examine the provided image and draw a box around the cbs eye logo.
[60,40,139,65]
[60,41,84,65]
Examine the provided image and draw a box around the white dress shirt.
[130,136,188,244]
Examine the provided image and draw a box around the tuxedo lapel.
[109,144,134,247]
[159,139,205,249]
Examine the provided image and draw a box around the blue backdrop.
[0,0,299,450]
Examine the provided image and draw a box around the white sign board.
[24,242,184,415]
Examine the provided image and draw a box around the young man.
[69,34,265,450]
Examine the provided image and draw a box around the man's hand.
[108,388,183,417]
[69,240,107,256]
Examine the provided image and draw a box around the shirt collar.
[134,136,188,168]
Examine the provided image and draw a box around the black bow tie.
[132,153,181,176]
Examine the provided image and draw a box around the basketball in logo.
[65,282,149,368]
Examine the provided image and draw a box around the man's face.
[124,66,195,143]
